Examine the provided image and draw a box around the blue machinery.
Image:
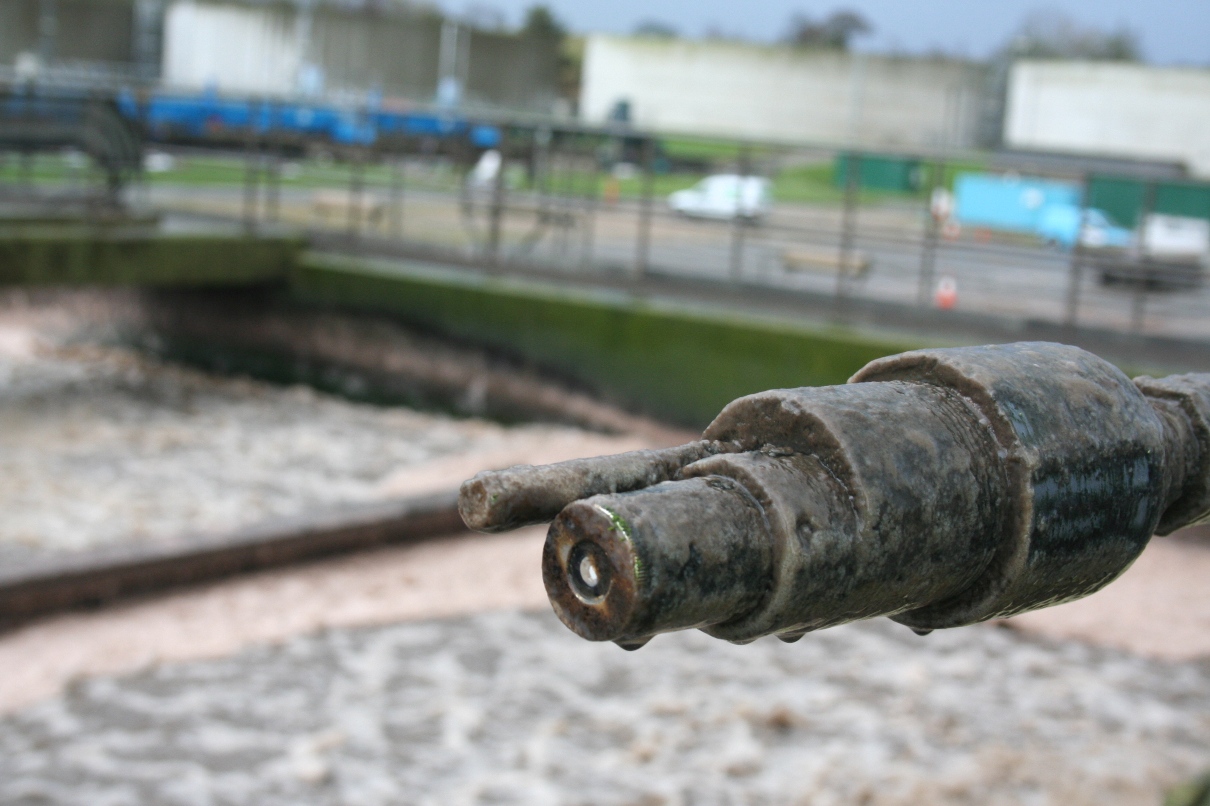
[115,88,502,151]
[3,83,503,170]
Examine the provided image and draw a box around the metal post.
[729,144,751,282]
[1063,175,1089,327]
[580,139,602,272]
[634,137,655,277]
[487,148,506,264]
[20,149,33,191]
[38,0,58,67]
[533,126,551,196]
[533,127,552,258]
[837,151,861,299]
[1130,287,1148,332]
[347,151,365,239]
[1131,180,1158,333]
[242,139,260,232]
[265,146,281,223]
[294,0,316,93]
[389,156,404,239]
[918,160,943,306]
[132,0,164,82]
[559,140,577,259]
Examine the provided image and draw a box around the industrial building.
[0,0,563,114]
[577,35,990,151]
[0,0,161,79]
[161,0,561,111]
[4,1,1210,179]
[1005,61,1210,179]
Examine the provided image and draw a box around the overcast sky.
[440,0,1209,65]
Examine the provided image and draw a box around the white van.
[668,175,772,221]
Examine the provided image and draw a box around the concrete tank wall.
[579,36,987,150]
[1005,61,1210,179]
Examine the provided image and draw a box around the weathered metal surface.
[459,440,735,532]
[1134,372,1210,534]
[543,476,773,649]
[850,343,1170,629]
[459,342,1210,649]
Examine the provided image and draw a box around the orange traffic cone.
[934,277,958,310]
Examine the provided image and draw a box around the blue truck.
[954,173,1133,249]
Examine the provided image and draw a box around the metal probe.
[459,343,1210,649]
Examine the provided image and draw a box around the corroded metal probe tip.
[541,500,641,643]
[542,476,776,647]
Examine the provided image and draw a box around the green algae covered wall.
[293,254,922,427]
[0,231,299,286]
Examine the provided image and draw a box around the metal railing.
[2,87,1206,345]
[179,129,1207,344]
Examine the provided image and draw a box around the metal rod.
[1130,179,1159,334]
[559,140,577,259]
[917,160,943,306]
[459,440,735,533]
[389,156,404,239]
[1063,173,1089,327]
[836,150,860,300]
[20,149,33,190]
[265,146,281,223]
[580,138,601,271]
[347,150,364,238]
[38,0,58,66]
[1131,286,1148,332]
[487,146,506,264]
[242,137,260,232]
[634,137,655,277]
[729,143,751,281]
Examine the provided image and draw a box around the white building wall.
[162,1,300,95]
[1005,61,1210,178]
[580,36,985,150]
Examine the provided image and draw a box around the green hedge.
[293,254,920,426]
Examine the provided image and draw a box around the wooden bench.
[311,190,387,227]
[781,246,872,278]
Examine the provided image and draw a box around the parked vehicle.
[1095,214,1209,289]
[1036,205,1134,249]
[953,173,1080,235]
[668,175,772,221]
[952,172,1207,288]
